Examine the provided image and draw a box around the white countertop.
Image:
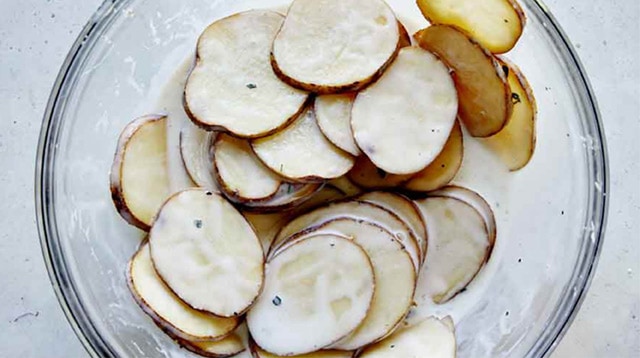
[0,0,638,356]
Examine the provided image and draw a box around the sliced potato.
[404,120,464,192]
[243,211,291,253]
[271,200,421,272]
[239,183,323,213]
[250,339,352,358]
[180,123,218,190]
[347,156,413,189]
[483,58,537,171]
[415,25,512,137]
[357,192,428,262]
[351,47,458,175]
[328,176,364,197]
[127,242,239,341]
[252,107,355,182]
[292,185,348,214]
[214,134,283,202]
[271,0,400,93]
[110,115,170,230]
[159,321,248,358]
[293,219,415,350]
[359,316,456,358]
[184,10,309,138]
[416,0,526,54]
[429,185,497,245]
[247,235,375,356]
[149,189,264,317]
[314,93,360,156]
[414,196,492,303]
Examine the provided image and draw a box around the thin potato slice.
[184,10,309,138]
[483,58,537,171]
[271,0,400,93]
[416,0,525,54]
[314,93,361,156]
[250,338,354,358]
[243,212,291,253]
[180,123,217,190]
[247,235,375,356]
[149,189,264,317]
[328,177,364,197]
[295,219,415,350]
[359,316,456,358]
[127,243,239,341]
[414,196,492,303]
[357,192,428,262]
[271,201,421,272]
[110,115,170,231]
[238,182,323,213]
[429,185,497,245]
[351,47,458,175]
[347,156,413,190]
[404,120,464,192]
[415,25,512,137]
[214,134,283,202]
[252,107,355,182]
[159,322,249,358]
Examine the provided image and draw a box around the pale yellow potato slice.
[359,316,456,358]
[127,243,239,342]
[160,322,249,358]
[414,196,492,303]
[184,10,309,138]
[404,120,464,192]
[290,219,416,350]
[149,189,264,317]
[179,123,217,190]
[238,182,322,213]
[271,201,421,272]
[417,0,526,54]
[429,185,497,246]
[351,47,458,175]
[328,176,364,197]
[314,93,360,156]
[250,339,353,358]
[415,25,512,137]
[243,211,291,253]
[347,156,413,189]
[357,191,428,262]
[271,0,400,93]
[252,107,355,182]
[483,58,537,171]
[214,134,283,202]
[110,115,170,231]
[247,235,375,356]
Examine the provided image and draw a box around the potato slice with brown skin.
[351,46,458,175]
[416,0,526,54]
[184,10,309,138]
[315,93,361,156]
[415,25,512,138]
[403,120,464,192]
[250,338,353,358]
[236,182,323,213]
[347,156,413,190]
[429,185,497,245]
[357,192,428,262]
[252,106,355,182]
[328,176,364,197]
[247,235,375,356]
[398,21,412,48]
[414,196,493,303]
[158,321,249,358]
[214,134,283,202]
[127,242,239,342]
[149,189,264,317]
[271,0,400,94]
[179,123,217,190]
[483,58,537,171]
[359,316,456,358]
[110,115,170,231]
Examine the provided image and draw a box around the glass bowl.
[35,0,608,357]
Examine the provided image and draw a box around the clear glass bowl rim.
[35,0,610,357]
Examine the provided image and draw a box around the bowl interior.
[37,0,607,357]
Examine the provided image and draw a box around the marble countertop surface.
[0,0,638,356]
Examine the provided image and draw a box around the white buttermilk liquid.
[133,1,584,356]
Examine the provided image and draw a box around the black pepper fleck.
[561,211,565,215]
[511,93,521,105]
[502,65,509,77]
[390,345,395,349]
[518,258,522,263]
[505,311,510,316]
[246,83,257,89]
[194,219,203,229]
[206,191,212,196]
[272,296,282,306]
